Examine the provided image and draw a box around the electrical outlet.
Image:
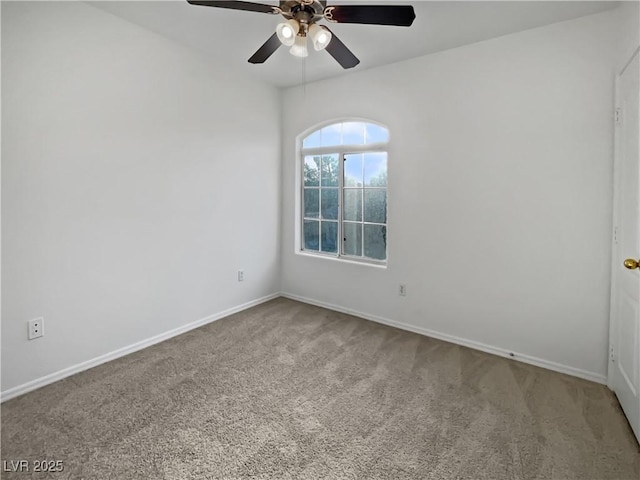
[399,284,407,296]
[238,270,244,282]
[28,317,44,340]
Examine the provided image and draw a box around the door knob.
[623,258,639,269]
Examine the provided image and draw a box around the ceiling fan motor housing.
[281,0,325,32]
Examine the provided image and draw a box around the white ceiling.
[91,0,619,88]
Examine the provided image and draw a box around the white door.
[610,48,640,444]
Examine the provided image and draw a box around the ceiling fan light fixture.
[276,19,299,46]
[289,35,309,58]
[308,24,332,51]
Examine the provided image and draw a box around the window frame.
[298,120,389,266]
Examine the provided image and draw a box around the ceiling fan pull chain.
[302,54,307,98]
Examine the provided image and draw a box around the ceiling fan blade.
[186,0,277,14]
[323,28,360,69]
[325,5,416,26]
[248,33,282,64]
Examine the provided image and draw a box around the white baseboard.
[281,292,608,385]
[2,291,607,402]
[1,293,280,403]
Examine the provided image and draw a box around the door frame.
[608,46,640,391]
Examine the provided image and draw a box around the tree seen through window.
[301,121,388,262]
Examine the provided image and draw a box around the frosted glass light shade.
[289,35,308,58]
[308,24,332,51]
[276,19,299,46]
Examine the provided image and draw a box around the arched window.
[300,120,389,264]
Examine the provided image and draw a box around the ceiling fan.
[186,0,416,69]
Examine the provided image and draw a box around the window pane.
[321,221,338,253]
[365,123,389,144]
[364,224,386,260]
[303,130,321,149]
[364,153,388,187]
[321,188,338,220]
[364,189,387,224]
[304,156,320,186]
[344,154,363,187]
[303,188,319,218]
[303,220,319,251]
[301,122,389,264]
[321,124,342,147]
[343,222,362,256]
[321,154,339,186]
[343,189,362,222]
[342,122,365,145]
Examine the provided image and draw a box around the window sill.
[295,250,387,269]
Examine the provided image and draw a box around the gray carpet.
[1,297,639,479]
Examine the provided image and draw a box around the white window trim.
[295,120,390,267]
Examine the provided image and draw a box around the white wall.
[3,2,636,398]
[280,10,626,381]
[1,2,281,394]
[613,1,640,70]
